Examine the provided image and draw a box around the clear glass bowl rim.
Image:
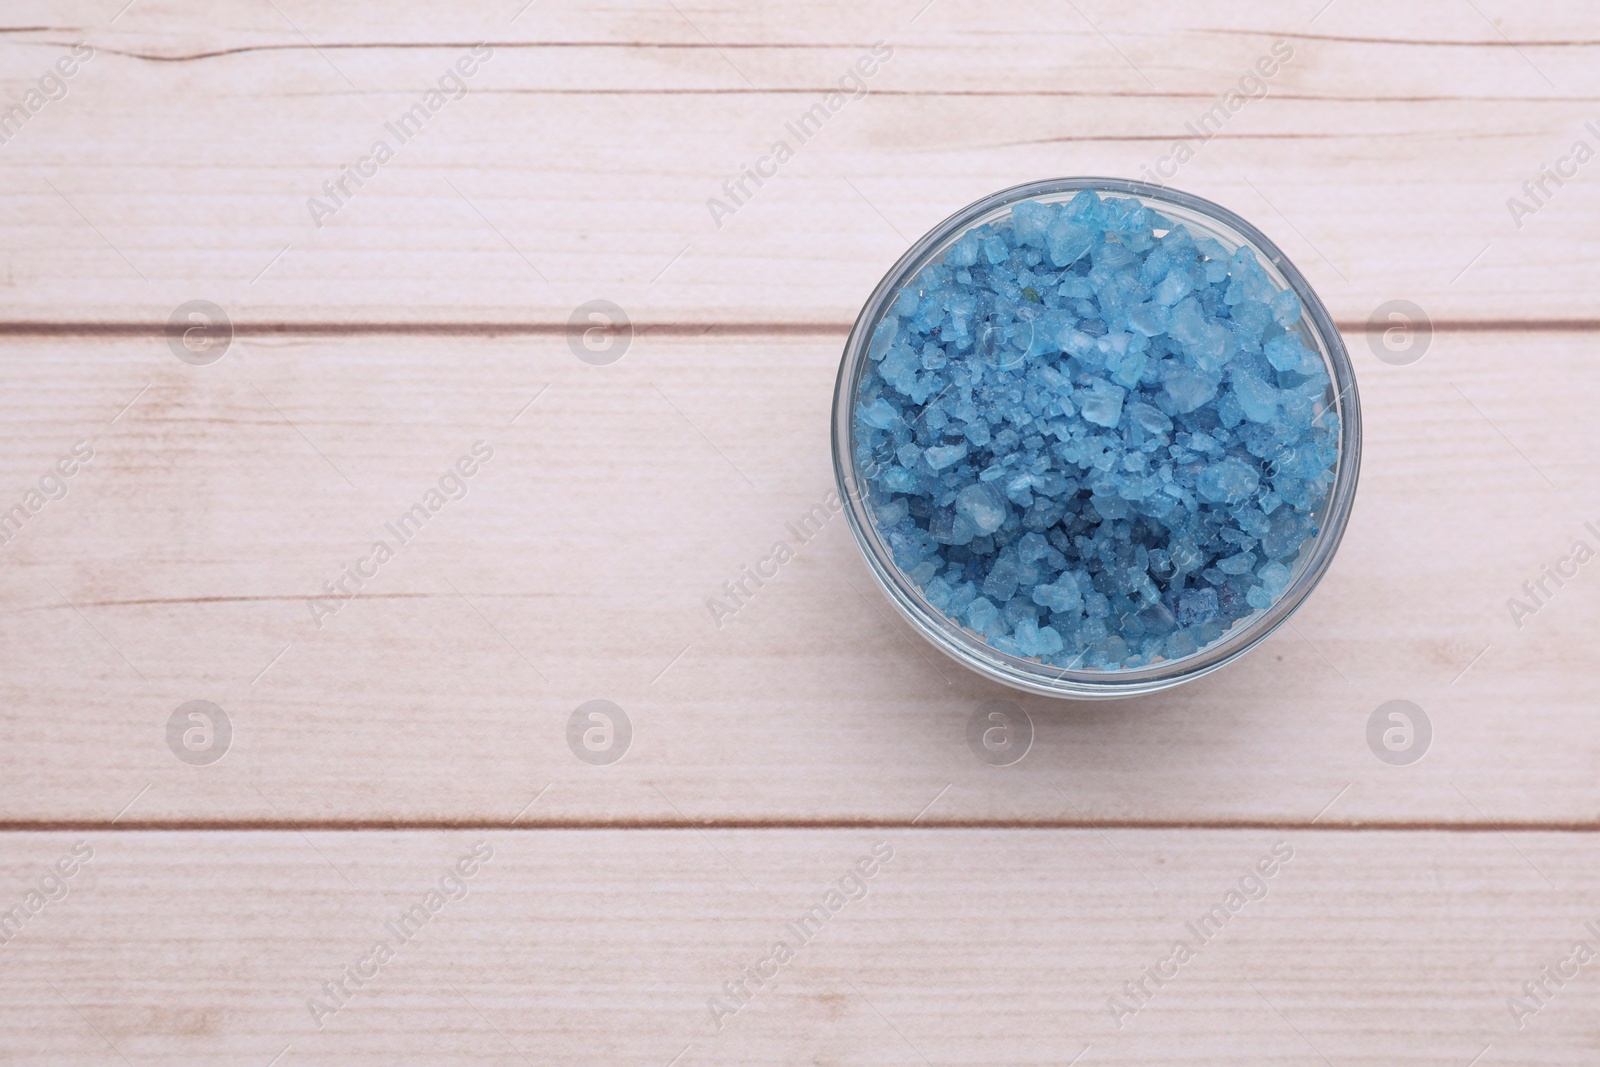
[829,176,1363,699]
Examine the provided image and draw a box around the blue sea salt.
[859,397,898,429]
[1079,379,1127,428]
[966,596,999,633]
[954,482,1008,535]
[923,442,968,470]
[852,190,1338,671]
[1196,456,1260,505]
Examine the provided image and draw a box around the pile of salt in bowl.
[852,190,1338,671]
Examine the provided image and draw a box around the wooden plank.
[0,329,1594,825]
[3,8,1595,1067]
[0,2,1596,323]
[0,827,1595,1065]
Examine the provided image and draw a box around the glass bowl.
[830,178,1361,699]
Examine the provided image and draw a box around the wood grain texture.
[0,2,1595,324]
[1,829,1597,1066]
[3,4,1598,1063]
[0,329,1592,825]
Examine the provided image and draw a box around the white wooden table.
[2,2,1598,1063]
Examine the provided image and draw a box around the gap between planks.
[0,319,1596,338]
[3,818,1600,833]
[29,32,1600,62]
